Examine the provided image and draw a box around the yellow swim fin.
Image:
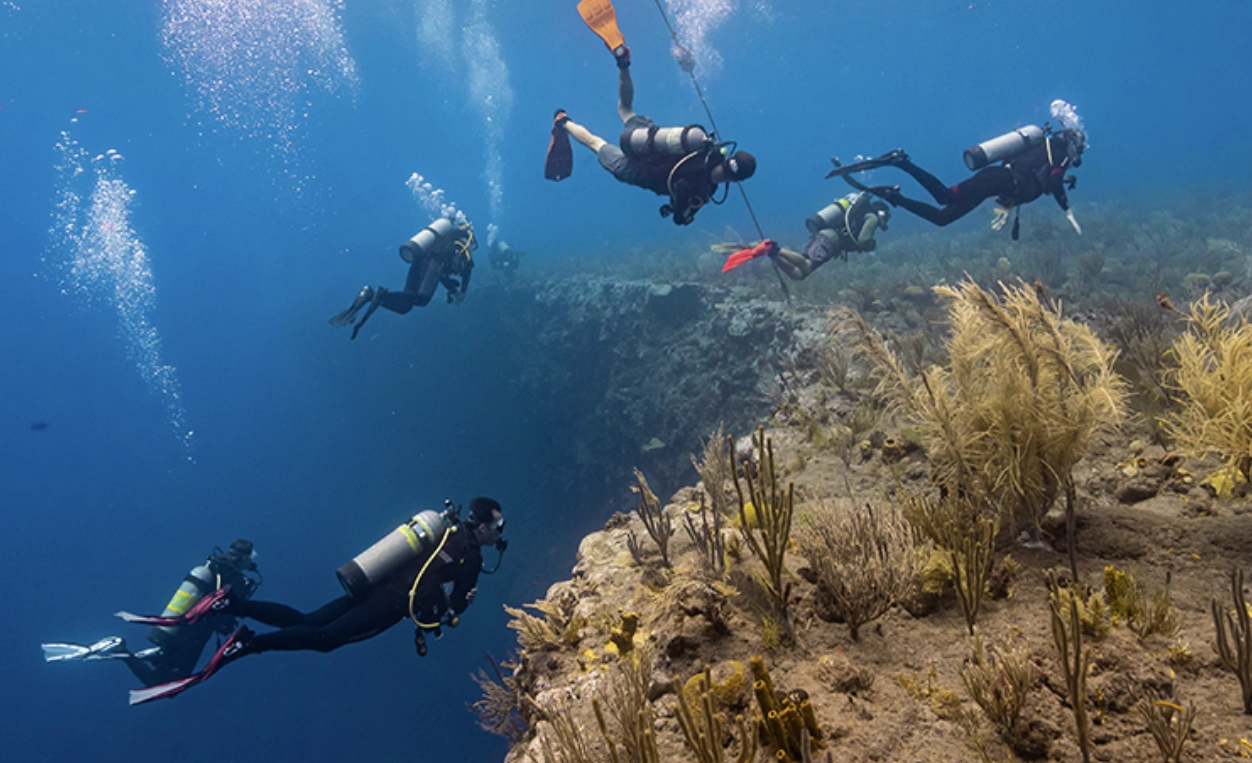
[577,0,625,52]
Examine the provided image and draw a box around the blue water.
[2,1,1249,761]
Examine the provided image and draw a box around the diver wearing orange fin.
[545,0,756,226]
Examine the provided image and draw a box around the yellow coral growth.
[684,661,747,711]
[843,279,1126,534]
[607,611,640,656]
[748,656,824,761]
[1165,293,1252,484]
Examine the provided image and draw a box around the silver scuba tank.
[620,124,711,156]
[400,218,457,264]
[336,509,452,600]
[963,124,1045,170]
[805,194,855,234]
[147,562,215,646]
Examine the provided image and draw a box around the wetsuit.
[597,115,722,226]
[381,231,474,313]
[231,529,482,655]
[886,136,1074,226]
[125,557,258,686]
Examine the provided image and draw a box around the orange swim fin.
[722,239,779,273]
[577,0,625,52]
[544,111,573,182]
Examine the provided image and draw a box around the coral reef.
[475,251,1252,761]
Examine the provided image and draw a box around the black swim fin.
[824,149,909,179]
[545,111,573,182]
[330,285,374,327]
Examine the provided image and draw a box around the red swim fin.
[722,239,778,272]
[128,626,250,706]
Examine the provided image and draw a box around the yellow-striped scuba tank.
[805,193,860,234]
[147,562,216,646]
[336,509,453,600]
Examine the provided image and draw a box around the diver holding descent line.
[545,0,757,226]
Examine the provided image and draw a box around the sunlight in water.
[159,0,358,164]
[50,132,194,456]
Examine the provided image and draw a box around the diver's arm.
[855,214,880,246]
[1049,174,1081,234]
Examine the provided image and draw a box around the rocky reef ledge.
[463,277,824,500]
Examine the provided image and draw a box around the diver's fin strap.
[577,0,625,52]
[115,586,232,627]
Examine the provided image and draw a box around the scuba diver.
[488,239,524,280]
[717,191,891,280]
[42,539,260,688]
[829,100,1088,240]
[330,215,477,340]
[544,0,756,226]
[122,498,506,706]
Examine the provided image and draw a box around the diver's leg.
[894,159,960,204]
[379,257,440,312]
[563,118,607,153]
[243,590,406,655]
[617,66,635,123]
[232,599,317,628]
[123,656,161,687]
[772,249,813,281]
[894,166,1016,226]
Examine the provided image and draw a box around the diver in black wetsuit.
[123,499,506,705]
[330,216,476,340]
[225,498,503,661]
[862,126,1086,239]
[42,540,261,687]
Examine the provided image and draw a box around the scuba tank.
[147,561,216,647]
[805,193,860,234]
[399,218,457,264]
[337,508,453,600]
[620,124,711,156]
[963,124,1045,171]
